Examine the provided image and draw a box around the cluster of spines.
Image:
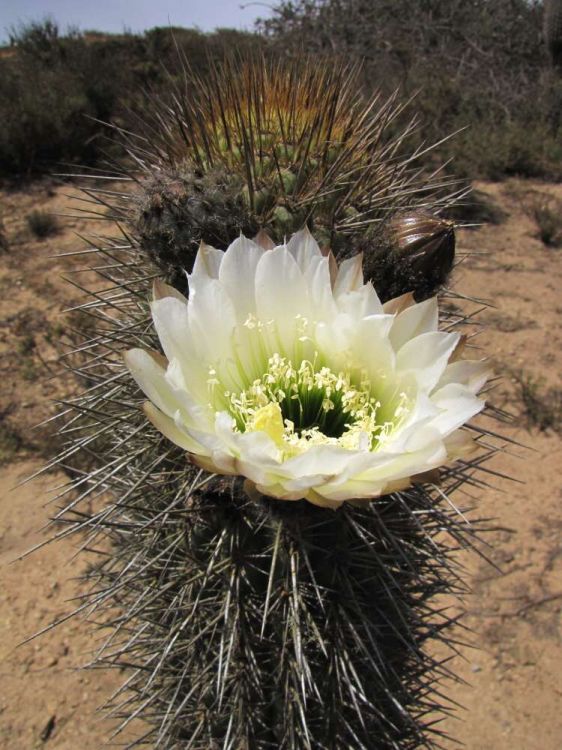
[94,55,464,299]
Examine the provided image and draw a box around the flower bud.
[390,212,455,283]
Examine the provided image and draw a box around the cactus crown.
[120,55,460,277]
[142,57,404,238]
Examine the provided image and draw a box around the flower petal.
[124,348,180,418]
[153,278,188,304]
[187,279,241,388]
[129,230,489,508]
[255,245,310,357]
[218,235,264,322]
[437,359,491,394]
[333,254,364,297]
[382,292,415,315]
[429,383,486,436]
[150,296,209,401]
[389,296,438,351]
[143,402,206,455]
[188,241,224,298]
[286,226,322,270]
[396,331,460,392]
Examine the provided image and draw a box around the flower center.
[212,354,410,453]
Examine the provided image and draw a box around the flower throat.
[220,354,389,448]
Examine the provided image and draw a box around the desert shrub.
[0,420,26,464]
[261,0,560,180]
[0,22,131,175]
[0,21,263,179]
[514,372,562,432]
[26,209,59,238]
[526,194,562,246]
[0,61,94,175]
[0,406,32,463]
[0,216,8,252]
[444,189,507,226]
[1,7,559,181]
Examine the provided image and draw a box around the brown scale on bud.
[361,212,455,303]
[390,212,455,285]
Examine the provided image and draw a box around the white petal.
[189,416,239,474]
[337,284,384,318]
[124,348,180,419]
[150,296,189,361]
[253,229,275,250]
[382,292,415,315]
[218,235,264,322]
[317,441,447,502]
[254,481,306,501]
[125,348,214,434]
[315,313,355,362]
[381,392,439,450]
[188,278,239,382]
[286,226,322,270]
[207,412,287,484]
[396,331,460,392]
[444,430,479,459]
[437,359,491,394]
[143,402,206,455]
[255,245,310,357]
[128,230,489,508]
[188,242,224,297]
[429,383,485,436]
[333,254,364,297]
[304,489,344,509]
[349,315,396,377]
[151,297,209,401]
[153,278,188,303]
[401,424,444,452]
[306,255,337,320]
[281,445,365,484]
[389,297,438,351]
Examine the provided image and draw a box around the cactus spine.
[48,56,500,748]
[123,57,461,300]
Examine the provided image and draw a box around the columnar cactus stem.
[44,55,504,749]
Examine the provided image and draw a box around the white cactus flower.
[125,229,490,509]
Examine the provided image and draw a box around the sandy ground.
[0,178,560,748]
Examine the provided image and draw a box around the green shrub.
[444,189,507,226]
[0,215,8,252]
[527,195,562,247]
[26,209,59,238]
[1,8,560,182]
[514,372,562,432]
[0,22,123,175]
[263,0,561,181]
[0,21,263,179]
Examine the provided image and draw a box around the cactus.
[46,56,502,749]
[544,0,562,68]
[117,56,462,298]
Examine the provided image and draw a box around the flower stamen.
[214,353,409,455]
